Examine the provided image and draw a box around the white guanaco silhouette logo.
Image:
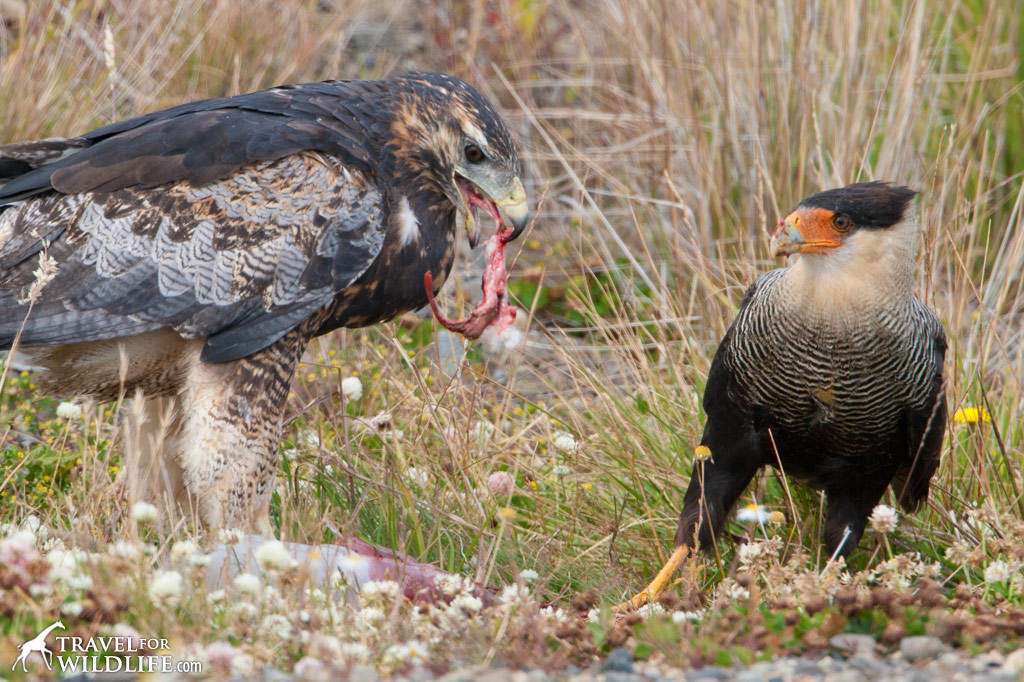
[12,620,65,672]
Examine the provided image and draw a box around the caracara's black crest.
[798,181,917,229]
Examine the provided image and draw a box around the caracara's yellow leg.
[614,544,690,612]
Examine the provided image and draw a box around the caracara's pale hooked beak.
[770,207,845,258]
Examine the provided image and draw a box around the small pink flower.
[487,471,515,496]
[205,641,237,673]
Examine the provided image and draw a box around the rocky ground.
[80,638,1020,682]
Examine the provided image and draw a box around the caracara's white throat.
[783,213,920,316]
[397,195,421,246]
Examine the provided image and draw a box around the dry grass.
[1,0,1023,676]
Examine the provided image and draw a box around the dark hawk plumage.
[0,71,528,530]
[675,182,946,558]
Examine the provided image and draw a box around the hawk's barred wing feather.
[0,150,385,362]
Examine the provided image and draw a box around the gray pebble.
[830,634,877,658]
[603,647,634,673]
[793,660,825,678]
[687,666,730,680]
[847,656,889,675]
[1003,648,1024,673]
[900,636,949,662]
[604,673,642,682]
[824,670,868,682]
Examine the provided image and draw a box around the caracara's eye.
[464,144,486,163]
[834,214,852,232]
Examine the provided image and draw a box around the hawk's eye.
[464,145,486,163]
[833,214,852,232]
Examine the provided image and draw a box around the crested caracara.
[622,182,946,608]
[0,72,529,531]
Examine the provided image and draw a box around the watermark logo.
[11,621,202,674]
[12,620,64,672]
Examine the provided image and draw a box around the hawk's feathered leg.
[175,320,315,532]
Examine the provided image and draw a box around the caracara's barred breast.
[725,269,943,459]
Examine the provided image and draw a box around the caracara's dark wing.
[0,80,393,362]
[894,305,947,511]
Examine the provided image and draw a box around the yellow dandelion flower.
[498,507,517,521]
[694,445,712,461]
[529,481,538,490]
[583,483,593,491]
[954,407,990,424]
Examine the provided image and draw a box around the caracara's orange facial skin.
[770,207,846,257]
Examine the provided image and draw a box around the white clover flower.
[217,528,246,545]
[552,464,570,476]
[131,501,159,525]
[636,602,665,618]
[342,376,363,401]
[0,530,38,565]
[984,559,1012,584]
[539,605,569,625]
[29,583,53,598]
[672,610,702,623]
[208,589,226,603]
[190,553,212,568]
[255,539,292,572]
[869,504,899,534]
[473,420,496,440]
[262,585,284,608]
[553,432,578,452]
[61,601,84,617]
[259,613,293,639]
[230,653,254,677]
[433,573,464,597]
[170,540,198,564]
[404,467,430,489]
[725,582,751,601]
[294,657,325,678]
[339,641,370,663]
[519,569,539,582]
[233,572,261,596]
[450,594,483,613]
[204,641,238,672]
[586,607,602,624]
[66,574,93,592]
[487,471,515,496]
[736,504,770,524]
[228,602,258,620]
[108,540,141,561]
[149,570,184,607]
[357,606,385,625]
[56,401,82,419]
[737,541,766,566]
[20,514,43,535]
[384,639,429,665]
[360,579,401,601]
[500,583,530,603]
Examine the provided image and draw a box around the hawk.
[0,71,529,531]
[623,183,946,608]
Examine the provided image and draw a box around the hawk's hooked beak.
[454,173,530,249]
[770,207,844,257]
